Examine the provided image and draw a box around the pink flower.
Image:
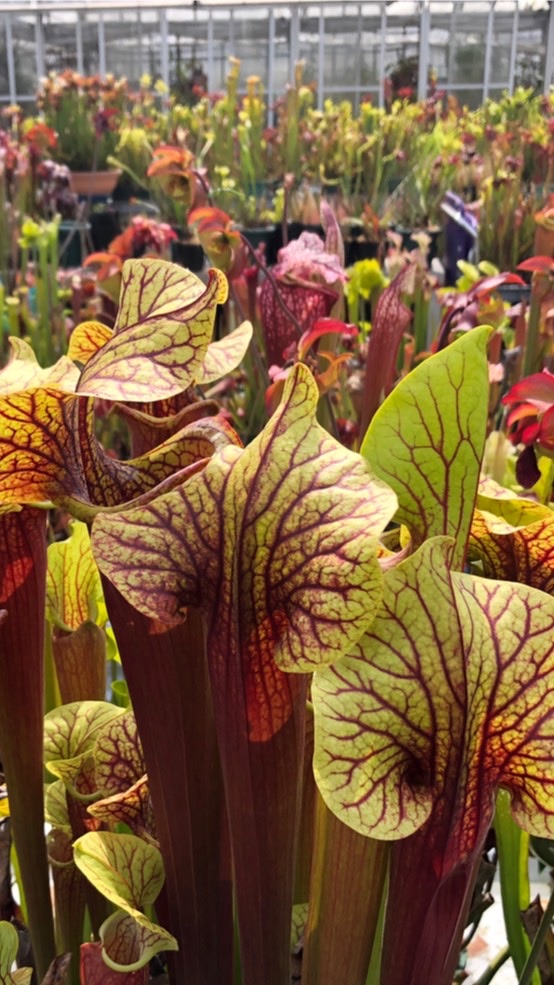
[273,232,347,286]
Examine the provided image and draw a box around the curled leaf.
[76,260,228,401]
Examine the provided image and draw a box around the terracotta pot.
[69,169,121,198]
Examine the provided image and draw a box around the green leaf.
[0,922,32,985]
[93,709,145,797]
[92,361,397,985]
[73,831,165,912]
[44,701,123,795]
[99,909,178,972]
[196,320,253,385]
[92,362,397,675]
[361,325,492,568]
[46,521,104,631]
[495,790,540,984]
[76,260,228,401]
[313,536,554,855]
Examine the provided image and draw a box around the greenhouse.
[1,3,554,985]
[0,0,552,109]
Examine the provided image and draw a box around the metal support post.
[35,12,45,81]
[160,9,169,88]
[318,7,324,109]
[378,2,386,108]
[545,0,554,95]
[508,1,519,95]
[98,12,106,75]
[5,15,16,103]
[417,0,430,102]
[482,0,495,102]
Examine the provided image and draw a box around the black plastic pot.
[497,283,532,306]
[58,220,91,268]
[344,240,379,266]
[288,222,325,242]
[170,241,205,273]
[89,209,120,251]
[240,225,277,265]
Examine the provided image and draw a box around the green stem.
[522,289,542,379]
[38,240,54,364]
[495,790,538,982]
[518,888,554,985]
[240,234,304,339]
[472,946,510,985]
[6,297,20,338]
[413,283,429,356]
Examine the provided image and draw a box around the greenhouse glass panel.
[165,7,211,94]
[298,5,320,90]
[103,11,145,84]
[515,5,549,92]
[272,10,292,95]
[488,6,515,87]
[321,3,364,107]
[451,19,488,89]
[383,3,420,102]
[359,3,385,97]
[0,17,11,98]
[4,13,37,102]
[78,13,101,77]
[207,9,232,92]
[42,12,78,76]
[232,8,270,84]
[429,2,457,87]
[135,10,165,82]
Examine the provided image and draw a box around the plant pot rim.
[69,168,122,197]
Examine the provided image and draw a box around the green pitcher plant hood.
[74,258,228,401]
[361,324,492,569]
[313,535,554,848]
[0,259,246,520]
[469,492,554,594]
[91,360,397,985]
[73,830,177,972]
[45,520,115,704]
[92,361,397,676]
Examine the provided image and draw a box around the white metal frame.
[0,1,551,108]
